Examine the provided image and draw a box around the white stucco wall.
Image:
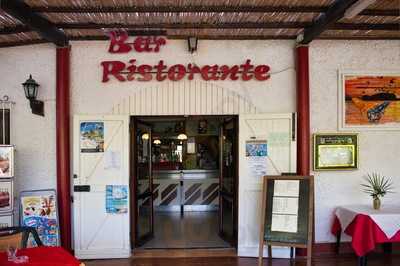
[0,44,57,197]
[70,40,296,115]
[1,39,399,249]
[310,40,400,243]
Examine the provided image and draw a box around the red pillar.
[296,45,310,176]
[296,45,310,256]
[56,46,72,251]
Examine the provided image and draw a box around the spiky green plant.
[361,173,394,199]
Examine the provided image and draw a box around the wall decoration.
[0,145,14,178]
[339,71,400,130]
[20,190,60,246]
[314,133,358,170]
[0,180,12,213]
[80,122,104,152]
[106,185,128,214]
[0,213,13,228]
[246,140,268,157]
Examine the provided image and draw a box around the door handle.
[74,185,90,192]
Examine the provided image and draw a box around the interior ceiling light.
[141,133,149,140]
[177,133,188,140]
[153,139,161,145]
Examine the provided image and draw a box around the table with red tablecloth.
[331,205,400,266]
[0,246,83,266]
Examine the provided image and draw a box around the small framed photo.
[0,213,13,228]
[0,145,14,178]
[0,180,13,213]
[314,133,358,171]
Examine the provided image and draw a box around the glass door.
[219,117,237,245]
[134,119,154,246]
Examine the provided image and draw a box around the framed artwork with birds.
[338,71,400,130]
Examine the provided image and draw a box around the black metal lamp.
[22,74,44,116]
[187,36,198,53]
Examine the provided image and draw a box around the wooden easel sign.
[258,175,314,265]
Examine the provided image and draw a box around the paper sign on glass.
[271,214,298,233]
[273,180,300,197]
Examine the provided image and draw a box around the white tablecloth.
[335,204,400,239]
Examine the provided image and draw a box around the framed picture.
[314,133,358,171]
[20,189,60,246]
[0,213,13,228]
[0,145,14,178]
[0,180,13,213]
[338,71,400,130]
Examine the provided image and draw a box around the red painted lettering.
[108,31,132,53]
[254,65,270,81]
[168,65,186,81]
[188,64,201,80]
[220,65,239,80]
[101,61,126,82]
[240,59,254,81]
[201,65,219,81]
[126,59,137,81]
[155,60,167,81]
[137,64,153,81]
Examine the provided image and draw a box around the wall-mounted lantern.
[187,36,198,53]
[22,75,44,116]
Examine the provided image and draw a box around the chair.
[0,226,43,251]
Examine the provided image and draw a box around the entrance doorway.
[130,116,238,249]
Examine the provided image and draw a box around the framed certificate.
[314,133,358,170]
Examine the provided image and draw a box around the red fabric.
[331,214,400,256]
[0,246,81,266]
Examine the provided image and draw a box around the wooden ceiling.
[0,0,399,48]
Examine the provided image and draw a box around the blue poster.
[246,140,268,157]
[106,185,128,214]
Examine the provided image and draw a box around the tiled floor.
[84,254,400,266]
[139,211,231,249]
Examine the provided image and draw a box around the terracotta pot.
[373,197,381,210]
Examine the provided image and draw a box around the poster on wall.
[0,180,13,213]
[80,122,104,152]
[314,133,358,170]
[246,140,268,178]
[106,185,128,214]
[339,71,400,130]
[20,190,60,246]
[0,145,14,178]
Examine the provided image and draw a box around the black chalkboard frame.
[258,175,314,265]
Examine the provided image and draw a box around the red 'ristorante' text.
[101,59,270,82]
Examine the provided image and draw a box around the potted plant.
[361,173,394,210]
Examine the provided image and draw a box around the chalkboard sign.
[258,175,314,263]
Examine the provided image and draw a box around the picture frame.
[0,179,13,213]
[338,70,400,130]
[0,145,14,178]
[313,133,358,171]
[0,213,14,228]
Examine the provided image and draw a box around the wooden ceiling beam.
[0,0,68,46]
[29,5,398,16]
[54,22,399,31]
[299,0,358,44]
[0,25,31,34]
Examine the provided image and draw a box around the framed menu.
[314,133,358,170]
[259,175,314,262]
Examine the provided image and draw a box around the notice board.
[258,175,314,261]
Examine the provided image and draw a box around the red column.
[296,45,310,176]
[56,46,72,251]
[296,45,311,257]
